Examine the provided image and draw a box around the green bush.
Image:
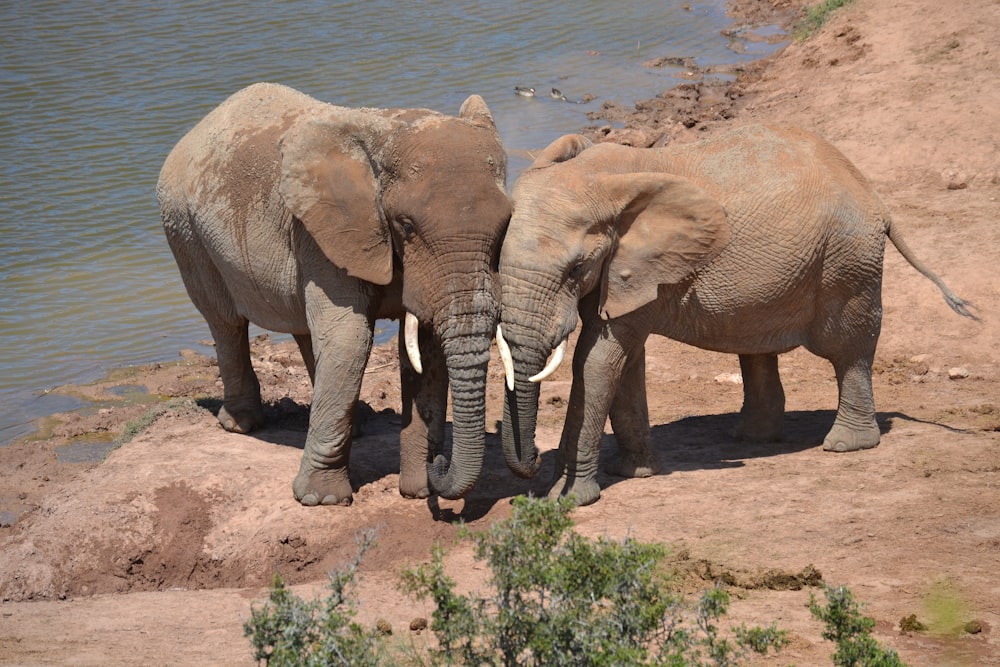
[402,495,787,666]
[809,585,908,667]
[251,497,913,665]
[244,529,386,667]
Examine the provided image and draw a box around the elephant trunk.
[497,316,548,479]
[426,325,492,500]
[502,379,543,478]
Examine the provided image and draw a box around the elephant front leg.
[607,345,659,478]
[733,353,785,442]
[398,323,447,499]
[293,297,375,506]
[823,354,880,452]
[549,320,630,506]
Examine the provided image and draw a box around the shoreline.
[1,0,805,453]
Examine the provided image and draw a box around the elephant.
[494,123,976,506]
[157,82,511,506]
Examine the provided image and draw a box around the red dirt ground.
[2,0,998,664]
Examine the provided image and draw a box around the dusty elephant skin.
[497,124,977,506]
[158,82,511,505]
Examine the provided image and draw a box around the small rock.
[410,617,428,632]
[948,367,970,380]
[909,354,932,364]
[964,620,983,634]
[714,372,743,385]
[375,618,392,636]
[942,168,969,190]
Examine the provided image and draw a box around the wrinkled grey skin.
[158,83,510,506]
[498,124,975,505]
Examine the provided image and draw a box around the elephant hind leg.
[164,223,264,433]
[294,333,316,384]
[823,353,880,452]
[209,317,265,434]
[733,354,785,442]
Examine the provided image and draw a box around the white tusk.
[495,325,515,391]
[404,312,422,374]
[529,339,567,384]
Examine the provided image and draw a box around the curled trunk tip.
[427,454,475,500]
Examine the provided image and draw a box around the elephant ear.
[459,94,497,130]
[598,172,730,320]
[530,134,593,169]
[278,115,394,285]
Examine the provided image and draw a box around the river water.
[0,0,783,444]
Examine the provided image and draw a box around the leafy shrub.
[251,496,867,665]
[809,585,908,667]
[402,495,787,666]
[244,529,386,667]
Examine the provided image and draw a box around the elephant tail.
[886,221,978,320]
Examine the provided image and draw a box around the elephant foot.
[822,423,880,452]
[398,470,431,500]
[293,466,354,506]
[547,473,601,506]
[218,403,265,434]
[606,450,659,478]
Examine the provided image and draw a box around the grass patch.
[105,398,195,456]
[794,0,856,40]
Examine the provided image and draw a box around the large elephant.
[495,124,975,505]
[157,82,511,506]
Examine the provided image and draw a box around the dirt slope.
[2,0,999,664]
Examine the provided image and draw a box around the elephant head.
[277,92,510,501]
[496,134,729,478]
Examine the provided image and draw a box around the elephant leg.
[293,284,375,506]
[208,317,265,434]
[733,353,785,442]
[550,315,636,506]
[398,322,447,499]
[165,230,264,434]
[823,352,880,452]
[293,333,316,383]
[606,345,659,478]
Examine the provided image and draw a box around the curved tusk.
[495,325,515,391]
[529,339,567,384]
[404,312,422,374]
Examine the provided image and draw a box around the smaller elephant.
[158,83,511,506]
[496,124,976,505]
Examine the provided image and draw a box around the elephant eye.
[568,261,585,280]
[396,217,415,240]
